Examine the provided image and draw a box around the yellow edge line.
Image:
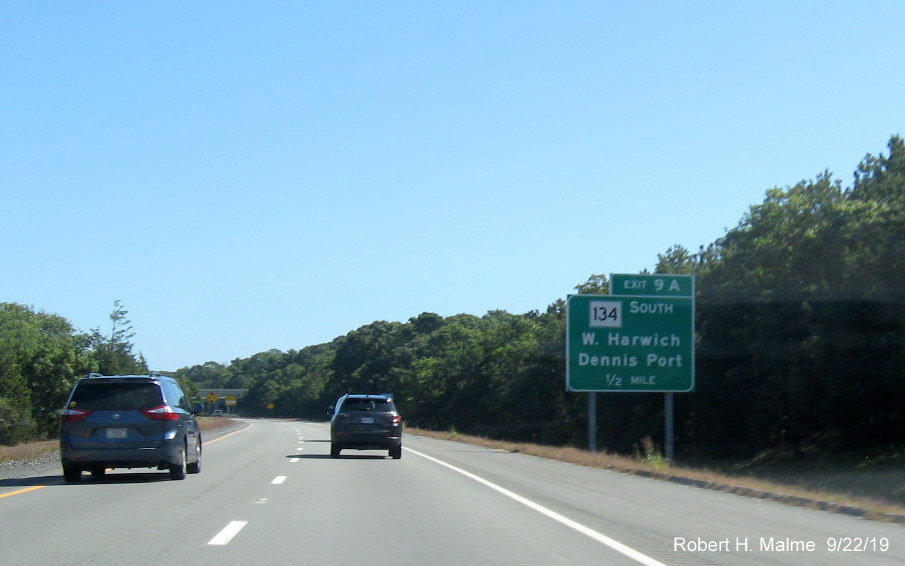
[204,421,253,445]
[0,485,47,499]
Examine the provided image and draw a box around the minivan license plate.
[106,428,127,439]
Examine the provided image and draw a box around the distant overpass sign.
[566,274,694,392]
[199,389,248,398]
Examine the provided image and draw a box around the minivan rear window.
[69,382,163,411]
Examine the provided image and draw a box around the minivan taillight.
[60,408,91,423]
[142,404,181,421]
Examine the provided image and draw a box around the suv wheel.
[63,464,81,483]
[330,443,341,458]
[390,446,402,460]
[169,446,187,480]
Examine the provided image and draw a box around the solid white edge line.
[208,520,248,546]
[404,447,668,566]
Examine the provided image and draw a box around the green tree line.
[0,300,148,444]
[3,137,903,458]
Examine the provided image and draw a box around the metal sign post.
[588,392,597,453]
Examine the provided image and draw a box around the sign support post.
[588,392,597,452]
[665,392,675,463]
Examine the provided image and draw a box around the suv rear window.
[341,398,395,412]
[69,382,163,411]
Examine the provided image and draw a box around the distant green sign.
[566,275,695,392]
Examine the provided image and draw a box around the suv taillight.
[142,404,181,421]
[60,408,91,423]
[389,414,402,424]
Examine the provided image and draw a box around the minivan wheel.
[169,446,187,480]
[63,464,81,483]
[187,438,201,474]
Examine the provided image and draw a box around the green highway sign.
[566,275,695,392]
[611,273,694,297]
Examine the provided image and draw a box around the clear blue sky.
[3,2,903,370]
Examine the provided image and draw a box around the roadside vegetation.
[0,300,148,445]
[2,137,903,504]
[0,439,57,465]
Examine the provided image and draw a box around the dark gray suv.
[59,373,202,482]
[330,394,402,459]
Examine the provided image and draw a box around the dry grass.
[197,416,237,433]
[410,428,905,522]
[0,440,58,464]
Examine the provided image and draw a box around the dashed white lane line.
[207,426,304,547]
[405,447,667,566]
[290,458,300,463]
[208,521,248,546]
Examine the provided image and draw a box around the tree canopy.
[0,301,147,444]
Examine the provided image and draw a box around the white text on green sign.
[566,294,694,392]
[610,274,694,297]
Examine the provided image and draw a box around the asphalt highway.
[2,419,903,566]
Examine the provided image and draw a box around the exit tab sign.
[611,274,694,297]
[566,274,695,393]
